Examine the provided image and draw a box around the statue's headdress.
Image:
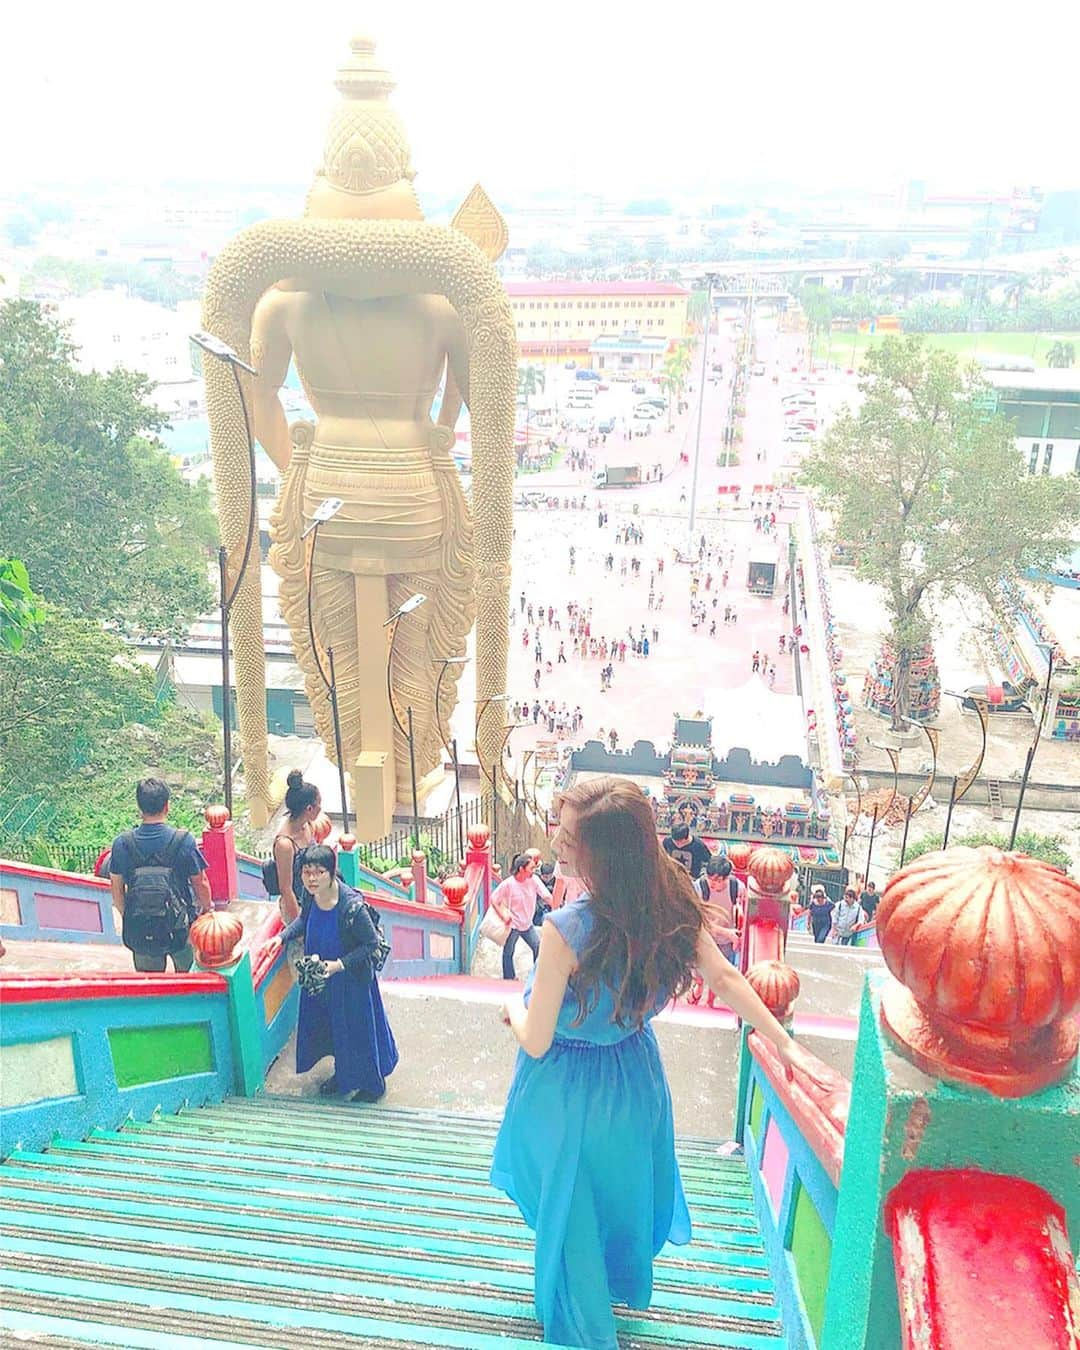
[307,35,421,220]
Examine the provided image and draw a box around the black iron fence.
[358,797,488,872]
[0,841,104,877]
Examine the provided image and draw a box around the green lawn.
[821,330,1080,370]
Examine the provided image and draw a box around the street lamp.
[433,655,469,862]
[300,497,349,832]
[383,594,428,848]
[1008,642,1057,848]
[687,275,716,545]
[191,331,259,819]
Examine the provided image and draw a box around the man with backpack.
[108,778,212,972]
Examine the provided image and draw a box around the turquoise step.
[0,1097,784,1348]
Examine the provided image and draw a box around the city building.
[53,292,202,415]
[505,280,688,366]
[985,369,1080,479]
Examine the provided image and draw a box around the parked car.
[598,417,616,434]
[597,382,610,391]
[783,428,814,442]
[564,360,577,369]
[641,397,666,410]
[782,391,816,406]
[632,382,648,394]
[575,369,601,382]
[633,404,663,420]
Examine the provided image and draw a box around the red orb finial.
[311,813,332,844]
[338,833,357,852]
[747,960,801,1024]
[189,909,244,969]
[442,876,468,910]
[878,846,1080,1097]
[468,823,491,850]
[727,842,754,874]
[204,804,231,830]
[748,846,795,895]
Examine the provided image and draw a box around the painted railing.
[885,1170,1080,1350]
[736,1029,851,1349]
[0,969,238,1156]
[735,843,1080,1349]
[0,860,118,945]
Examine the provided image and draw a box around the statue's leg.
[308,567,396,780]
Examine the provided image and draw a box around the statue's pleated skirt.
[304,447,444,576]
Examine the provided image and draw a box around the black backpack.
[120,828,193,956]
[262,836,305,897]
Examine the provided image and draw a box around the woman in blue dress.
[491,776,830,1349]
[266,844,398,1102]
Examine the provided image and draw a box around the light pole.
[301,497,347,830]
[191,331,259,819]
[1008,642,1057,848]
[382,593,428,849]
[433,656,469,863]
[687,275,715,545]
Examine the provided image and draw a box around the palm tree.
[1046,341,1075,369]
[1003,274,1030,314]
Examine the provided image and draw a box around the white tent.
[708,679,807,763]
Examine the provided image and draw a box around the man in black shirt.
[662,823,711,879]
[859,879,880,920]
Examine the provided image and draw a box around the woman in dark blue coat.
[267,844,398,1101]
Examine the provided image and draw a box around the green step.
[0,1096,784,1349]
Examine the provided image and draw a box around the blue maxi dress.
[490,895,691,1349]
[295,899,399,1097]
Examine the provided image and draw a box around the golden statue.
[201,35,516,831]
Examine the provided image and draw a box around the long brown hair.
[557,776,703,1028]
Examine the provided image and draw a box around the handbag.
[479,905,511,946]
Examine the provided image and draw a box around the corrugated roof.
[505,280,689,297]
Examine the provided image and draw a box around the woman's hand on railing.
[777,1037,837,1094]
[263,934,283,961]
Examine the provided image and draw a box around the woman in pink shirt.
[491,853,552,980]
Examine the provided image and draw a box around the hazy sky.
[4,0,1078,203]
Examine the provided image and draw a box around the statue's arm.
[250,289,296,473]
[437,313,471,430]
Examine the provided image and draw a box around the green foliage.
[901,830,1073,875]
[0,300,217,635]
[0,608,222,853]
[800,336,1080,724]
[0,559,45,653]
[21,256,201,309]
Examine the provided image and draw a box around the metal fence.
[358,797,488,870]
[0,840,103,876]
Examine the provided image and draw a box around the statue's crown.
[320,34,414,195]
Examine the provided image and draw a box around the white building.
[985,369,1080,479]
[54,292,200,408]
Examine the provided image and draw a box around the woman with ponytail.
[271,770,321,922]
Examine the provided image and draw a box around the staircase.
[0,1097,785,1349]
[986,777,1004,821]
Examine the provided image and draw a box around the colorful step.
[0,1095,786,1348]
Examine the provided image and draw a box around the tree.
[0,607,223,855]
[798,285,836,363]
[800,337,1080,728]
[1003,274,1030,313]
[901,830,1073,875]
[0,559,44,653]
[0,300,216,635]
[1046,340,1075,368]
